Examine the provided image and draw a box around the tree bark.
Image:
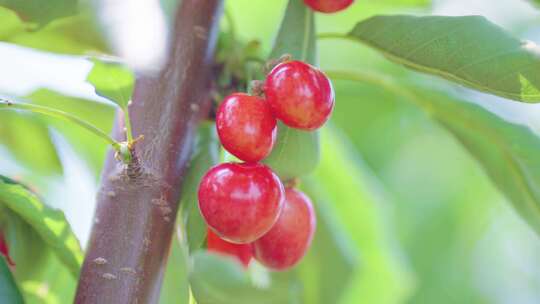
[75,1,223,303]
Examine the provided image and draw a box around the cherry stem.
[317,32,351,41]
[249,80,265,96]
[284,178,300,189]
[0,98,122,151]
[324,70,420,104]
[264,53,292,74]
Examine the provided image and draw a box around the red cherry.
[303,0,354,13]
[207,228,252,268]
[216,93,277,162]
[0,231,15,266]
[198,162,284,244]
[253,188,316,270]
[264,60,334,130]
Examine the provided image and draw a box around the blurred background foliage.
[0,0,540,303]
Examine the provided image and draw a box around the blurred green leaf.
[0,7,25,39]
[179,122,219,252]
[0,176,83,277]
[329,69,540,235]
[8,15,108,54]
[0,0,77,27]
[263,0,320,180]
[190,251,295,304]
[297,181,358,304]
[0,257,23,304]
[87,60,135,109]
[26,89,115,176]
[378,0,430,5]
[269,0,316,64]
[0,176,81,303]
[345,15,540,102]
[162,123,219,303]
[0,111,62,175]
[329,69,496,303]
[159,225,190,304]
[0,4,107,55]
[419,90,540,235]
[2,207,77,304]
[305,126,415,304]
[264,122,319,180]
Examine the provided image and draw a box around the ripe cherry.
[198,162,284,244]
[0,231,15,266]
[207,228,252,268]
[264,60,334,130]
[303,0,354,13]
[253,188,316,270]
[216,93,277,162]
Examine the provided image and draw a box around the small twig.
[249,80,265,97]
[0,98,121,150]
[264,53,292,74]
[284,178,300,189]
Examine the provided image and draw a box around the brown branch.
[74,1,223,303]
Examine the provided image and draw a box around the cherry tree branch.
[75,1,223,302]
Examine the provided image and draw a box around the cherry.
[0,231,15,266]
[264,60,334,130]
[216,93,277,162]
[303,0,354,13]
[198,162,284,244]
[253,188,316,270]
[207,228,252,268]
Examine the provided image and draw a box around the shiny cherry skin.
[0,231,15,266]
[264,60,334,130]
[207,228,252,268]
[216,93,277,162]
[303,0,354,13]
[198,162,284,244]
[253,188,316,270]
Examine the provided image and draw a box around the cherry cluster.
[198,60,334,270]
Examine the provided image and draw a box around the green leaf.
[0,4,108,55]
[26,89,115,175]
[0,258,23,304]
[328,69,540,235]
[0,0,77,27]
[297,181,359,304]
[87,60,135,109]
[179,122,219,252]
[0,176,83,277]
[347,15,540,103]
[263,0,320,180]
[190,251,295,304]
[0,7,25,39]
[0,176,81,303]
[162,123,220,303]
[304,126,415,303]
[0,111,62,175]
[2,207,77,303]
[378,0,430,5]
[418,90,540,234]
[159,222,190,304]
[264,122,319,181]
[269,0,316,64]
[8,14,108,55]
